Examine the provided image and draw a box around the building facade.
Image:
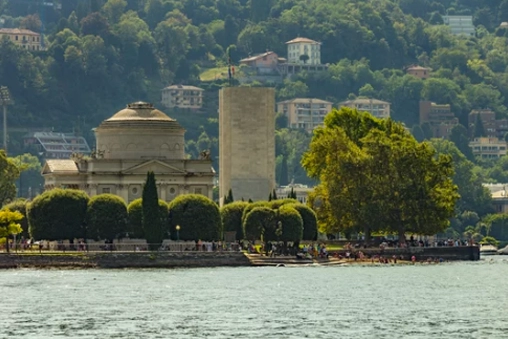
[42,102,215,203]
[469,137,507,159]
[239,51,282,73]
[24,132,91,159]
[419,101,458,139]
[468,109,497,137]
[0,28,42,51]
[219,87,275,203]
[286,37,321,65]
[442,15,475,36]
[276,98,332,133]
[340,98,391,119]
[161,85,204,110]
[406,65,431,79]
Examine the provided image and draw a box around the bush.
[127,198,169,239]
[268,199,299,210]
[220,201,248,240]
[28,189,89,240]
[289,204,317,241]
[277,205,303,243]
[86,194,128,241]
[168,194,221,241]
[243,207,276,241]
[2,199,29,238]
[241,201,269,224]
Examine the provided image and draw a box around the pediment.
[121,160,187,175]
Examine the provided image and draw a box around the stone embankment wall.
[344,246,480,261]
[0,252,252,269]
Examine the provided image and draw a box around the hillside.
[2,0,508,186]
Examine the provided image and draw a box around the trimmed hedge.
[168,194,221,241]
[28,189,89,240]
[220,201,248,240]
[243,207,276,241]
[278,205,303,242]
[289,204,317,241]
[86,194,128,240]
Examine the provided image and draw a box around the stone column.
[159,183,167,201]
[90,184,98,197]
[117,184,128,202]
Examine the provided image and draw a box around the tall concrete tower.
[219,87,276,203]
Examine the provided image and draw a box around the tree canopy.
[86,193,128,241]
[302,108,459,242]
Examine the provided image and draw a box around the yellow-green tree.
[0,209,23,253]
[0,150,20,207]
[303,108,459,243]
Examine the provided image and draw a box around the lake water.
[2,257,508,339]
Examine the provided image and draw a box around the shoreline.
[0,246,481,269]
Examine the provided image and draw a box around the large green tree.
[86,194,128,241]
[28,189,89,241]
[303,108,459,243]
[168,194,221,241]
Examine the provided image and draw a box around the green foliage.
[86,194,128,240]
[483,214,508,241]
[243,206,276,241]
[220,201,248,240]
[268,199,299,210]
[0,150,19,207]
[2,199,29,238]
[430,139,493,216]
[168,194,221,241]
[127,198,169,239]
[0,209,23,252]
[289,204,318,241]
[142,171,164,250]
[28,189,89,240]
[277,205,303,243]
[480,236,500,247]
[241,201,269,224]
[303,108,459,242]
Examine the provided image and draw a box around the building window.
[131,187,138,195]
[102,188,111,194]
[194,188,203,195]
[169,187,176,195]
[15,36,18,41]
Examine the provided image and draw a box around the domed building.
[42,102,215,202]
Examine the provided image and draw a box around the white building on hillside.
[286,37,321,65]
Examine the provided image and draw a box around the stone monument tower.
[219,87,276,203]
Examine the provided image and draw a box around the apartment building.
[469,137,507,159]
[419,101,458,138]
[340,98,391,119]
[277,98,333,133]
[0,28,43,51]
[161,85,204,110]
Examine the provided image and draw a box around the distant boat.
[498,245,508,255]
[480,244,498,255]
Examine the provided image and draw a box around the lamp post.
[176,225,181,242]
[0,86,13,153]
